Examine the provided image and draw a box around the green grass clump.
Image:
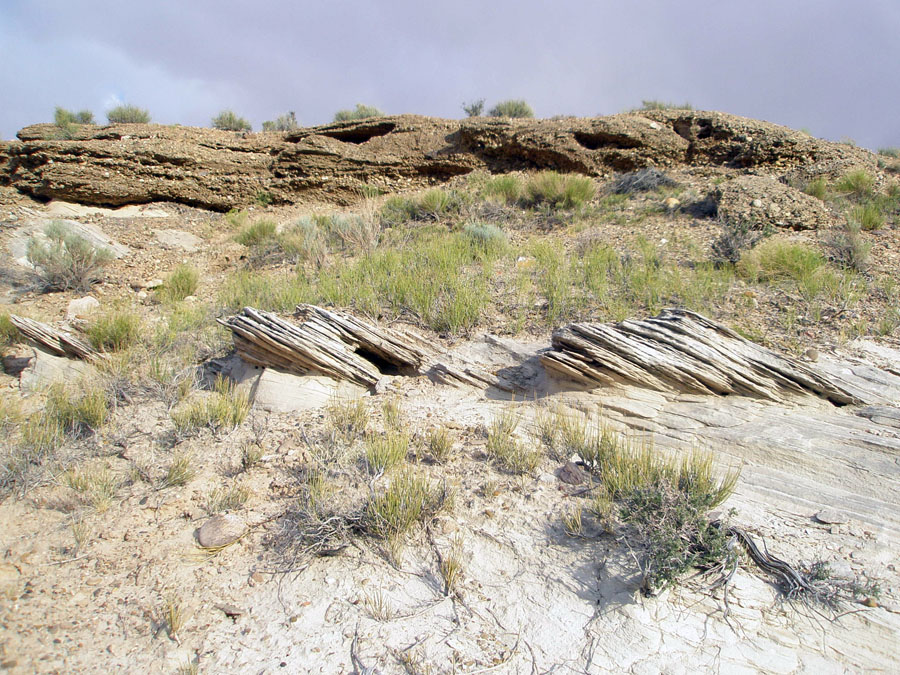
[171,376,249,436]
[55,107,95,125]
[333,104,384,122]
[219,270,311,312]
[64,464,119,511]
[487,100,534,118]
[87,310,141,352]
[363,468,446,540]
[879,147,900,158]
[326,396,368,443]
[107,105,150,124]
[0,313,18,347]
[737,239,826,284]
[802,178,828,201]
[364,431,410,473]
[157,264,200,303]
[479,174,523,204]
[486,408,542,475]
[848,203,884,231]
[26,221,114,292]
[380,189,466,226]
[524,171,595,209]
[46,381,110,438]
[205,484,250,513]
[834,170,874,201]
[825,221,871,273]
[161,452,195,488]
[426,426,454,464]
[211,110,251,131]
[235,219,278,247]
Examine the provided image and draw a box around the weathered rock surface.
[196,514,245,548]
[0,111,876,211]
[714,174,838,230]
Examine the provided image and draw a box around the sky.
[2,0,899,149]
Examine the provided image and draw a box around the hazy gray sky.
[2,0,898,149]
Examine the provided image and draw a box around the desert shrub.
[710,217,766,264]
[380,189,465,225]
[834,170,874,201]
[278,218,329,265]
[87,310,141,352]
[878,147,900,158]
[635,100,694,111]
[55,107,95,125]
[825,221,871,273]
[323,213,380,251]
[462,99,485,117]
[364,431,409,473]
[463,223,507,258]
[235,219,277,247]
[524,171,595,209]
[333,104,384,122]
[107,105,151,124]
[486,408,542,474]
[363,468,447,540]
[488,99,534,118]
[261,112,299,132]
[157,264,199,303]
[848,203,884,231]
[211,110,251,131]
[608,168,676,195]
[26,221,113,291]
[0,313,18,347]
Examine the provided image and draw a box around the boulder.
[66,296,100,320]
[196,514,245,548]
[153,229,203,252]
[714,175,837,230]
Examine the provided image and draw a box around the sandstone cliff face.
[0,111,875,211]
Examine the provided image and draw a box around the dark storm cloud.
[2,0,899,148]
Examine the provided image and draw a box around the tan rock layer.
[0,111,875,211]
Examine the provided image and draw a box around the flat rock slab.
[252,369,365,414]
[45,201,170,219]
[8,218,129,268]
[153,229,203,252]
[196,514,245,548]
[19,348,92,390]
[815,509,849,525]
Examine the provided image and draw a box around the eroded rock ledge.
[0,110,875,211]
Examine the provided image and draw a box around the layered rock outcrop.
[0,111,876,211]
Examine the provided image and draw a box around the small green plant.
[635,100,694,111]
[107,105,150,124]
[224,209,249,230]
[161,593,188,640]
[261,112,299,132]
[438,534,465,595]
[235,219,278,247]
[0,313,18,347]
[802,178,828,201]
[737,238,826,284]
[326,396,368,443]
[46,381,109,438]
[205,484,250,513]
[834,170,874,201]
[70,516,92,552]
[524,171,595,209]
[255,191,274,207]
[333,104,384,122]
[825,221,871,273]
[479,174,523,204]
[26,221,114,291]
[363,468,446,541]
[211,110,252,131]
[381,397,403,430]
[848,203,884,231]
[157,264,199,303]
[87,310,141,352]
[462,99,485,117]
[488,99,534,118]
[426,426,454,464]
[63,464,119,512]
[364,431,409,473]
[361,588,396,621]
[486,408,541,474]
[561,505,584,536]
[161,451,195,488]
[241,444,264,471]
[170,376,249,436]
[878,147,900,158]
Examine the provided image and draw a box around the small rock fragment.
[66,296,100,320]
[814,509,848,525]
[804,348,819,362]
[215,603,244,618]
[557,461,589,485]
[145,278,164,290]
